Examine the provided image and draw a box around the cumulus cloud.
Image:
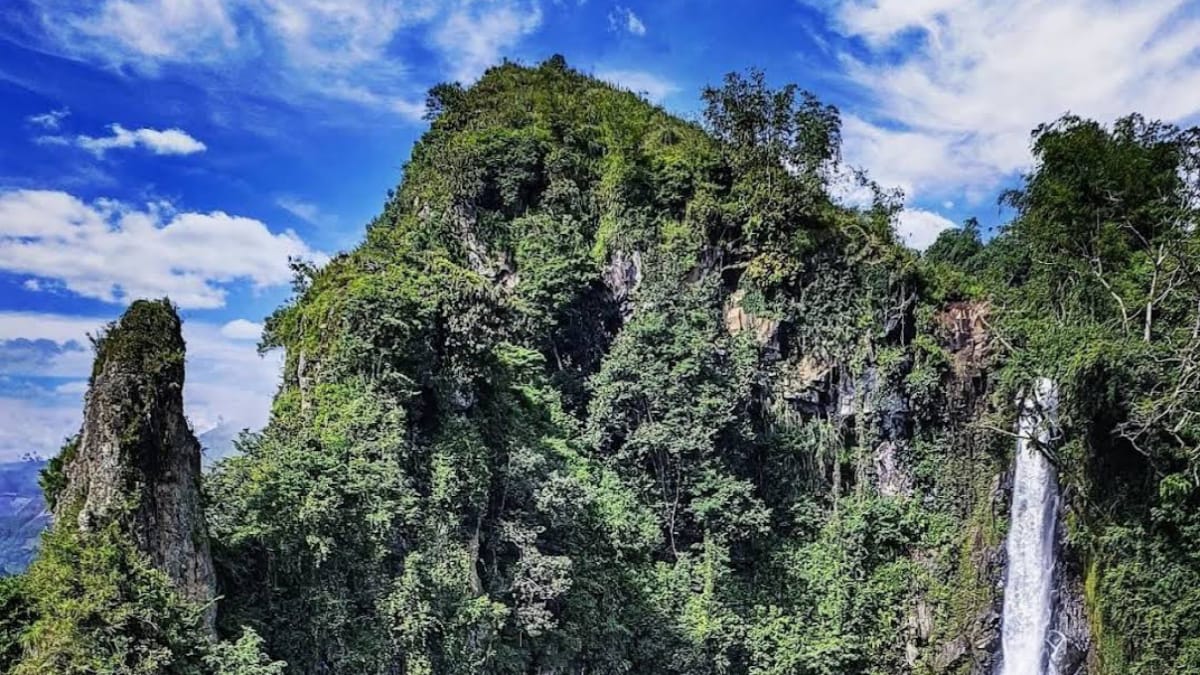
[0,313,104,344]
[39,123,207,157]
[54,380,89,396]
[0,189,321,309]
[21,0,545,119]
[433,2,543,83]
[0,311,282,460]
[596,69,680,103]
[70,123,207,157]
[827,0,1200,203]
[609,6,646,36]
[0,338,93,379]
[181,320,282,434]
[27,108,70,130]
[389,97,429,121]
[0,396,86,462]
[896,208,957,251]
[220,318,262,341]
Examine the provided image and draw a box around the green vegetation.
[89,298,186,383]
[206,59,996,674]
[8,57,1200,673]
[983,115,1200,674]
[6,300,277,674]
[39,437,77,513]
[10,515,280,674]
[0,576,32,670]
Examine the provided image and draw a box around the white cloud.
[896,208,956,250]
[220,318,262,341]
[0,310,282,460]
[0,189,321,309]
[0,312,108,345]
[828,0,1200,203]
[596,69,680,103]
[0,396,84,462]
[276,195,326,225]
[257,0,431,70]
[389,97,429,121]
[54,380,89,395]
[433,2,543,83]
[609,6,646,36]
[27,108,70,130]
[24,0,546,120]
[67,123,207,157]
[0,339,94,379]
[181,320,282,435]
[71,0,239,64]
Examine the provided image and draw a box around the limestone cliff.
[55,299,216,629]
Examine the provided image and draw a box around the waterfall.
[1000,378,1060,675]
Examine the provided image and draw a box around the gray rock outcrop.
[55,299,217,631]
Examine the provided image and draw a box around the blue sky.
[1,0,1199,460]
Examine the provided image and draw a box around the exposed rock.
[934,635,970,672]
[874,441,913,498]
[1049,507,1092,674]
[905,596,934,666]
[723,290,782,357]
[602,250,643,318]
[973,604,1002,672]
[906,641,920,667]
[781,356,833,395]
[937,300,992,376]
[296,347,312,411]
[449,203,519,289]
[698,245,723,275]
[774,355,836,417]
[57,300,217,632]
[914,596,934,641]
[837,365,911,438]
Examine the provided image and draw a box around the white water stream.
[1000,378,1060,675]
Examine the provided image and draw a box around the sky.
[1,0,1199,461]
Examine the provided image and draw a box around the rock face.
[56,299,216,630]
[1049,512,1092,675]
[602,250,642,319]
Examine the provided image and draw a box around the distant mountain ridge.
[198,420,242,467]
[0,461,48,575]
[0,419,243,577]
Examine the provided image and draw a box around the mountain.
[197,59,1048,673]
[8,58,1200,675]
[0,461,48,575]
[5,300,282,674]
[199,420,242,468]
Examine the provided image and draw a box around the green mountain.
[6,58,1200,675]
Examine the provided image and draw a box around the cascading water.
[1000,377,1060,675]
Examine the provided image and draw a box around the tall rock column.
[55,299,217,630]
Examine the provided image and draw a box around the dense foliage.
[199,59,1006,674]
[9,57,1200,674]
[981,115,1200,673]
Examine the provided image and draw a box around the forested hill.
[5,56,1200,675]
